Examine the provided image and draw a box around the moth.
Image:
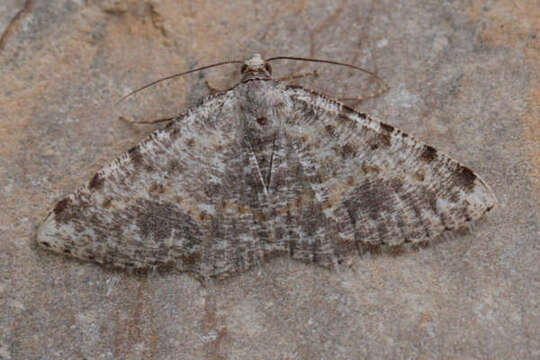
[37,54,496,278]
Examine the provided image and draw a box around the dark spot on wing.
[185,138,195,147]
[341,142,357,158]
[53,197,71,216]
[380,123,394,133]
[134,200,200,241]
[214,144,225,152]
[345,179,394,222]
[198,211,212,222]
[102,197,112,208]
[52,197,79,224]
[369,133,391,150]
[181,252,202,266]
[342,178,442,245]
[148,183,165,197]
[388,244,406,257]
[413,171,425,182]
[256,117,268,125]
[128,145,143,165]
[88,173,104,190]
[325,124,337,137]
[357,242,382,256]
[420,145,437,162]
[132,199,202,267]
[340,105,367,119]
[167,159,183,174]
[452,166,477,191]
[379,133,391,147]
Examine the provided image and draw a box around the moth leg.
[118,116,174,125]
[276,70,319,82]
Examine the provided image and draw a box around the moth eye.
[240,64,248,74]
[265,63,272,74]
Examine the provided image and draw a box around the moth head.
[241,54,272,80]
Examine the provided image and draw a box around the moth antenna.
[116,60,244,104]
[265,56,388,91]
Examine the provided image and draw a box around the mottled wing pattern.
[274,84,496,264]
[38,79,496,278]
[37,90,271,277]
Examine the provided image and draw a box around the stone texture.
[0,0,538,359]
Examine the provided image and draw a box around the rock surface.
[1,0,538,359]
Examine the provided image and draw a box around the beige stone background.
[1,0,538,359]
